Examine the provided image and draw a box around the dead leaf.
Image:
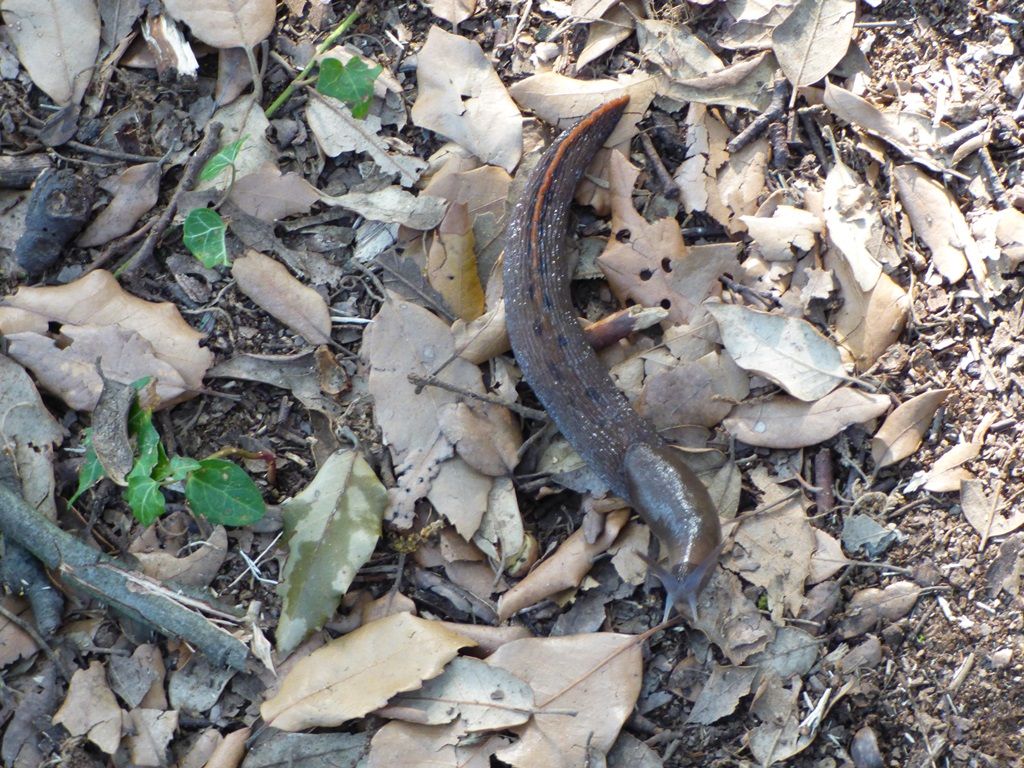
[2,0,100,105]
[77,163,161,247]
[772,0,856,87]
[228,166,320,222]
[657,50,778,111]
[133,526,228,587]
[907,411,996,493]
[578,0,642,69]
[497,508,630,621]
[486,632,643,768]
[162,0,274,49]
[870,389,950,468]
[747,675,814,765]
[838,581,922,638]
[0,270,212,405]
[741,204,823,261]
[637,19,724,81]
[52,661,123,754]
[232,250,332,345]
[639,351,749,432]
[708,303,848,401]
[411,27,522,171]
[322,186,446,230]
[724,387,890,449]
[962,480,1024,542]
[423,0,477,25]
[6,325,190,412]
[427,203,484,321]
[686,664,758,725]
[378,656,533,731]
[438,401,520,476]
[368,721,511,768]
[423,161,512,220]
[307,92,426,187]
[0,597,42,667]
[125,708,178,767]
[261,612,474,731]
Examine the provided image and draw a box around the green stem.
[264,1,367,119]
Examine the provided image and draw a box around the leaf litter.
[0,1,1021,766]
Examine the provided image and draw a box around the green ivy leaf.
[70,430,105,505]
[160,455,203,484]
[316,57,382,120]
[183,208,229,268]
[185,459,264,526]
[127,405,162,481]
[126,474,166,525]
[200,136,247,182]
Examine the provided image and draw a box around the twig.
[727,79,788,154]
[114,121,223,276]
[0,600,71,680]
[407,373,547,421]
[264,2,368,119]
[639,132,678,198]
[977,147,1010,210]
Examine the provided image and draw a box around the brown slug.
[503,96,721,616]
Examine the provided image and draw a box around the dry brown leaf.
[637,18,724,80]
[724,387,890,449]
[438,401,520,476]
[162,0,274,49]
[2,0,99,105]
[772,0,856,87]
[423,0,477,25]
[686,664,759,725]
[52,661,123,754]
[838,581,922,638]
[598,152,740,325]
[747,674,814,765]
[826,246,909,371]
[323,187,446,230]
[6,325,191,412]
[908,411,996,493]
[368,721,511,768]
[307,92,426,187]
[125,708,178,767]
[427,203,484,321]
[808,529,851,584]
[823,81,954,174]
[707,303,847,402]
[577,0,642,69]
[1,270,212,403]
[486,632,643,768]
[726,469,815,620]
[423,162,512,220]
[657,50,778,111]
[497,508,630,621]
[228,166,320,222]
[0,597,42,667]
[411,27,521,171]
[741,204,823,261]
[870,389,950,468]
[378,656,533,731]
[77,163,161,247]
[962,480,1024,542]
[260,612,474,731]
[133,526,228,587]
[638,351,750,433]
[823,160,896,288]
[232,250,332,345]
[893,164,987,285]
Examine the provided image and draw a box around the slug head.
[624,442,722,620]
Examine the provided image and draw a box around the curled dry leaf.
[723,387,890,449]
[893,164,987,286]
[486,632,643,768]
[232,250,332,346]
[77,163,161,247]
[411,26,522,172]
[838,581,922,638]
[261,612,474,731]
[772,0,856,88]
[162,0,275,49]
[871,389,950,468]
[962,480,1024,542]
[497,508,630,621]
[1,271,211,409]
[708,303,848,402]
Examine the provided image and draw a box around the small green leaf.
[316,57,382,119]
[183,208,229,268]
[70,431,105,505]
[126,474,166,525]
[160,455,202,484]
[127,405,162,481]
[200,137,247,182]
[185,459,264,526]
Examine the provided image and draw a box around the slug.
[503,96,722,616]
